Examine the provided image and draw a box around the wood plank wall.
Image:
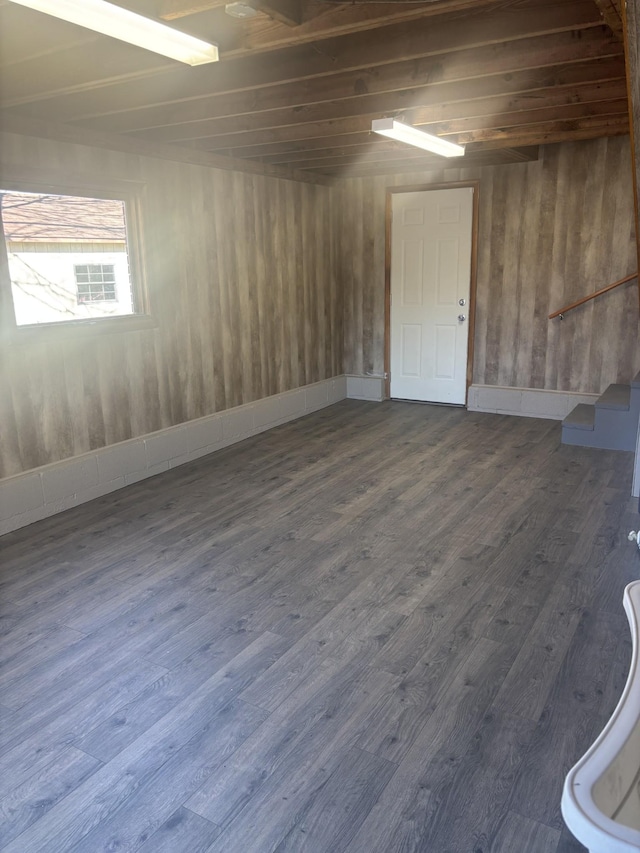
[624,0,640,281]
[0,132,341,479]
[337,136,640,392]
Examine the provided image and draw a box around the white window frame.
[0,169,152,338]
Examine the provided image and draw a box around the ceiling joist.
[0,0,632,179]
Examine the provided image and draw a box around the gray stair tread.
[595,383,630,410]
[631,370,640,389]
[563,404,595,431]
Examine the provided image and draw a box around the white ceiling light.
[372,117,465,158]
[8,0,219,65]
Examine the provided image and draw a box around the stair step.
[563,403,595,431]
[595,383,630,410]
[631,370,640,389]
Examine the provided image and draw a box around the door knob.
[458,314,466,322]
[459,298,466,306]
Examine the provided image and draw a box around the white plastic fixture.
[8,0,219,65]
[225,2,259,18]
[561,580,640,852]
[371,117,465,158]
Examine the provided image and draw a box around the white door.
[390,187,473,404]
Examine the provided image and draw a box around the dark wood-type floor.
[1,400,638,853]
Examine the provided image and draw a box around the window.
[0,183,148,331]
[75,264,118,303]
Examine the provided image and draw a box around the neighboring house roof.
[0,191,126,242]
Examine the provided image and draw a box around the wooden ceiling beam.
[65,25,621,134]
[161,0,556,60]
[313,148,539,177]
[0,111,331,185]
[1,0,602,112]
[162,0,304,28]
[124,57,626,145]
[252,0,302,27]
[1,43,176,109]
[452,112,630,144]
[300,144,542,172]
[256,98,630,163]
[0,3,100,68]
[593,0,624,38]
[264,111,629,167]
[160,0,227,16]
[226,0,516,56]
[211,79,628,157]
[286,114,629,169]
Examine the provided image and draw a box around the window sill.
[3,313,157,343]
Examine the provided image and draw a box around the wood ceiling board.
[57,25,622,133]
[0,112,331,185]
[303,147,542,176]
[251,0,303,28]
[0,5,100,67]
[214,79,629,158]
[258,99,630,163]
[147,68,627,150]
[280,114,629,169]
[0,0,631,179]
[123,56,627,146]
[593,0,624,38]
[269,145,513,171]
[225,0,525,55]
[417,96,631,138]
[1,43,177,109]
[0,0,602,113]
[161,0,234,15]
[161,0,570,60]
[451,112,630,143]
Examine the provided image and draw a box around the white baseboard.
[467,384,600,420]
[0,375,347,536]
[346,374,386,402]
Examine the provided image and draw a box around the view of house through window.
[1,190,137,326]
[75,263,118,303]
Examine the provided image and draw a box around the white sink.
[561,580,640,852]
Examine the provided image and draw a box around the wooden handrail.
[549,273,638,319]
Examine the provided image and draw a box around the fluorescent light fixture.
[8,0,219,65]
[372,117,465,158]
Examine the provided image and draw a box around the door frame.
[384,180,480,402]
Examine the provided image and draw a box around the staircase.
[562,371,640,451]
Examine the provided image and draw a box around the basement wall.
[0,131,342,480]
[338,136,640,396]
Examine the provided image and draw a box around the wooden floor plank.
[0,658,168,796]
[356,590,515,764]
[421,709,537,852]
[343,637,518,853]
[271,746,397,853]
[0,401,634,853]
[65,698,269,853]
[74,624,267,762]
[187,655,399,831]
[3,634,287,853]
[508,607,625,831]
[136,807,221,852]
[0,747,101,847]
[489,810,561,853]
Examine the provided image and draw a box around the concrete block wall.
[467,385,600,419]
[346,375,385,401]
[0,376,347,536]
